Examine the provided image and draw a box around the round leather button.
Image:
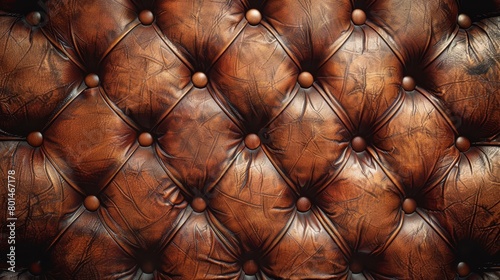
[456,136,470,152]
[351,136,367,153]
[246,9,262,26]
[29,261,42,275]
[243,260,259,275]
[141,261,155,274]
[26,11,42,26]
[457,262,471,277]
[138,132,154,147]
[402,198,417,214]
[298,72,314,88]
[139,10,154,25]
[85,73,100,88]
[84,195,100,212]
[349,260,363,274]
[192,197,207,213]
[296,197,311,212]
[402,76,416,91]
[351,9,366,25]
[458,14,472,29]
[244,134,261,150]
[192,72,208,88]
[27,131,43,147]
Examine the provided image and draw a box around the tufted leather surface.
[1,0,499,279]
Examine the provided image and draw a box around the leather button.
[244,134,261,150]
[349,260,363,274]
[26,11,42,26]
[351,136,367,152]
[246,9,262,26]
[455,136,470,152]
[192,72,208,88]
[402,198,417,214]
[296,197,311,212]
[29,261,42,275]
[141,261,155,274]
[84,195,100,212]
[458,14,472,29]
[85,73,100,88]
[243,260,259,275]
[192,197,207,213]
[139,10,154,25]
[138,132,154,147]
[402,76,416,91]
[457,262,471,277]
[298,72,314,88]
[27,131,43,147]
[351,9,366,25]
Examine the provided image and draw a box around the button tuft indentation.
[350,260,363,274]
[244,134,261,150]
[192,197,207,212]
[455,136,471,152]
[246,9,262,26]
[243,260,259,275]
[351,136,367,153]
[85,74,100,88]
[296,197,311,212]
[298,72,314,88]
[138,132,154,147]
[141,261,155,274]
[29,261,43,275]
[84,195,100,211]
[139,10,154,25]
[26,11,42,26]
[402,76,416,91]
[402,198,417,214]
[192,72,208,88]
[457,262,471,277]
[27,131,43,147]
[352,9,366,25]
[458,14,472,29]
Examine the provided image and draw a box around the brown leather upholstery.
[1,0,499,279]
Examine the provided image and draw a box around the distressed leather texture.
[1,0,499,279]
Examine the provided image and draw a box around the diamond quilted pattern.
[43,88,138,194]
[425,18,500,141]
[43,0,138,69]
[265,89,350,189]
[372,90,459,192]
[155,0,246,70]
[211,25,299,131]
[101,25,192,129]
[100,147,188,250]
[262,211,348,279]
[155,89,242,195]
[209,149,295,252]
[0,17,81,136]
[264,0,352,67]
[317,151,402,254]
[0,0,498,278]
[317,26,402,133]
